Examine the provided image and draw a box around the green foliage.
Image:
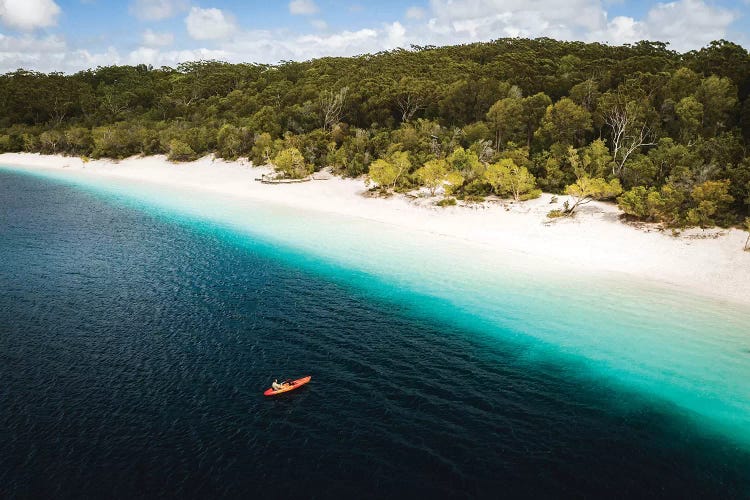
[486,97,524,149]
[272,147,312,179]
[676,96,703,138]
[484,158,541,201]
[538,98,592,146]
[368,151,410,191]
[619,180,734,227]
[65,127,93,155]
[564,177,623,215]
[217,124,249,160]
[447,147,483,183]
[0,37,747,227]
[436,197,457,207]
[618,186,662,219]
[578,139,613,179]
[415,158,448,196]
[251,132,274,165]
[443,170,465,196]
[168,139,196,162]
[686,179,734,227]
[696,75,737,135]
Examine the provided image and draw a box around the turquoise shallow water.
[2,165,750,496]
[5,164,749,444]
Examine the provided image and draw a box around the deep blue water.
[1,169,750,498]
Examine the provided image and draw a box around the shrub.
[168,139,196,162]
[436,197,457,207]
[273,147,312,179]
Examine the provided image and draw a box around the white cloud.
[142,29,174,47]
[129,0,188,21]
[125,46,230,67]
[0,0,61,30]
[423,0,736,51]
[427,0,607,41]
[405,6,426,20]
[310,19,328,30]
[0,0,741,74]
[640,0,735,51]
[289,0,318,16]
[185,7,237,41]
[0,33,117,73]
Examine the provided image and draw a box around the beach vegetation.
[272,147,312,179]
[564,177,623,215]
[415,158,449,196]
[168,139,197,162]
[368,151,410,192]
[0,38,748,227]
[436,197,457,207]
[618,179,734,227]
[483,158,541,201]
[443,170,465,196]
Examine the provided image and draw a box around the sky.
[0,0,748,73]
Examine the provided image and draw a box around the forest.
[1,37,749,228]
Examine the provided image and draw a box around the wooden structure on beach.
[255,170,332,184]
[256,173,312,184]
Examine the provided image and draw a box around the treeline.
[1,37,749,227]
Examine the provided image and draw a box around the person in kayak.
[271,379,284,391]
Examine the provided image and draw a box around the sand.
[2,152,749,306]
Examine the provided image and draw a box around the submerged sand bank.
[2,152,749,306]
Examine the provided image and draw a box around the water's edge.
[3,164,750,450]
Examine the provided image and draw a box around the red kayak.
[264,376,312,396]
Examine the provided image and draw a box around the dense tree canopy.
[1,37,749,226]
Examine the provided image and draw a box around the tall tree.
[538,98,592,147]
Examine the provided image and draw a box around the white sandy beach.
[2,152,749,306]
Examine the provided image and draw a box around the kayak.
[263,376,312,396]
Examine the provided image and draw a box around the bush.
[547,209,565,218]
[461,194,486,203]
[0,134,12,152]
[518,188,542,201]
[436,197,457,207]
[618,186,658,219]
[168,139,197,162]
[273,147,312,179]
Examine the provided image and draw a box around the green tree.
[538,98,592,146]
[521,93,552,148]
[696,75,737,135]
[273,147,312,179]
[484,158,541,201]
[168,139,196,162]
[686,179,734,227]
[39,130,64,153]
[675,96,703,142]
[578,139,612,178]
[368,151,410,192]
[447,147,484,183]
[65,126,93,155]
[415,158,449,196]
[563,176,623,215]
[486,97,524,150]
[444,170,465,196]
[251,132,274,165]
[618,186,661,220]
[217,124,243,159]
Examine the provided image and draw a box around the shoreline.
[2,152,749,307]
